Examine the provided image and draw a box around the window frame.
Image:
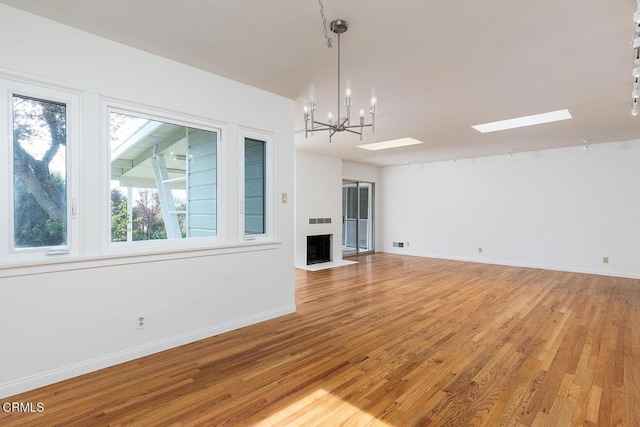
[2,79,80,264]
[239,128,274,241]
[103,100,225,255]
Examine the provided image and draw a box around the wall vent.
[309,217,332,225]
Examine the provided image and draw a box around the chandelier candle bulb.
[345,87,352,124]
[634,10,640,115]
[308,84,315,101]
[370,96,377,132]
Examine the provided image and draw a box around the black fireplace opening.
[307,234,331,265]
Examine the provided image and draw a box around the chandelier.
[304,17,377,141]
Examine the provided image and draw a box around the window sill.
[0,240,282,279]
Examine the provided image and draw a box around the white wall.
[0,4,295,398]
[295,151,342,267]
[342,161,382,251]
[380,140,640,278]
[343,161,380,184]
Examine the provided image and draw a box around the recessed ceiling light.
[357,137,424,151]
[471,109,572,133]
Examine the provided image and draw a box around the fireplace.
[307,234,331,265]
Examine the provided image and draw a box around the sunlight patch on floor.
[253,388,392,426]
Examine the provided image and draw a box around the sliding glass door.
[342,180,374,256]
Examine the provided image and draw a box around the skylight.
[471,109,572,133]
[357,137,424,151]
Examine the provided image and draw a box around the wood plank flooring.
[1,253,640,426]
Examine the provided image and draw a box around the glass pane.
[358,183,372,251]
[342,183,358,252]
[244,138,265,235]
[359,186,369,219]
[13,95,67,249]
[109,112,217,242]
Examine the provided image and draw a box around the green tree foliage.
[14,172,66,247]
[132,189,166,240]
[110,188,129,242]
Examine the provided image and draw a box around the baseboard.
[380,248,640,279]
[0,304,296,399]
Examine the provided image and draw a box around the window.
[109,110,219,242]
[12,94,69,251]
[0,77,278,271]
[244,137,266,235]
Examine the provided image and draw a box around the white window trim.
[1,78,80,264]
[102,99,226,256]
[238,128,275,242]
[0,74,283,276]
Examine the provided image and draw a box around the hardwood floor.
[2,253,639,426]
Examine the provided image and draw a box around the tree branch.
[14,136,65,222]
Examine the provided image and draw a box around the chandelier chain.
[318,0,332,48]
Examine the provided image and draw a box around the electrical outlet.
[398,242,404,248]
[136,314,146,330]
[603,256,609,264]
[406,242,410,247]
[478,247,483,254]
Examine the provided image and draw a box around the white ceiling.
[2,0,637,166]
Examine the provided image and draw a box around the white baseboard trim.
[380,248,640,280]
[0,304,296,399]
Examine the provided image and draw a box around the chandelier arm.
[342,128,362,136]
[310,126,336,133]
[345,123,373,130]
[329,128,337,142]
[312,120,334,128]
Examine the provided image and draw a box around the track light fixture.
[633,3,640,115]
